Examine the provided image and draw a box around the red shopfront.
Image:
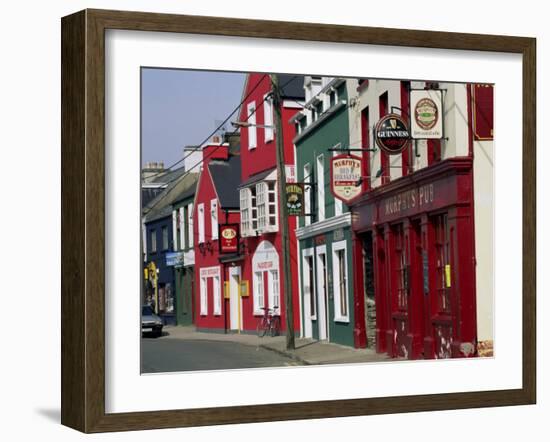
[351,157,478,360]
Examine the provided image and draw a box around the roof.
[208,154,242,209]
[172,181,198,206]
[149,166,187,184]
[238,167,276,188]
[143,172,200,223]
[277,74,305,100]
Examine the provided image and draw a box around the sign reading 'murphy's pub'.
[330,154,362,204]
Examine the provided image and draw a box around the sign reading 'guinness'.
[374,113,411,155]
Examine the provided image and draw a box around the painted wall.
[193,162,240,331]
[295,80,355,347]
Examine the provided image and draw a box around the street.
[141,334,303,373]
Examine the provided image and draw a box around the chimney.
[203,144,229,163]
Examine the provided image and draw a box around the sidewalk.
[162,325,391,366]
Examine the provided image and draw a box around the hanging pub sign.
[218,224,240,254]
[330,154,362,204]
[472,84,494,140]
[285,183,305,216]
[410,89,443,139]
[374,113,411,154]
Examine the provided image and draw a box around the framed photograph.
[61,9,536,433]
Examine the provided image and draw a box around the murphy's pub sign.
[218,224,240,254]
[330,154,362,204]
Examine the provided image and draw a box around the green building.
[292,77,356,347]
[171,180,198,326]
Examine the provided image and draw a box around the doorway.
[229,266,242,331]
[363,232,376,348]
[316,246,329,341]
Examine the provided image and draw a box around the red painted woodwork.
[400,81,410,177]
[360,106,371,191]
[352,231,367,348]
[351,157,477,359]
[379,92,389,185]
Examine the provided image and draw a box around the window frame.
[332,240,350,322]
[197,202,205,244]
[247,101,257,149]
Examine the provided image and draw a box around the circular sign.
[374,114,411,154]
[221,227,237,240]
[414,97,438,130]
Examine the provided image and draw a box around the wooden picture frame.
[61,8,536,433]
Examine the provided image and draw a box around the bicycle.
[256,306,281,337]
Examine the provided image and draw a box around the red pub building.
[348,80,494,359]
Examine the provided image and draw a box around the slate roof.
[142,171,199,223]
[238,166,276,188]
[277,74,306,100]
[208,154,242,209]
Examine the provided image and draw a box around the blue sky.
[141,68,246,168]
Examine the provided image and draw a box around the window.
[187,203,194,248]
[303,163,311,226]
[178,207,185,250]
[198,203,205,244]
[162,226,169,250]
[240,187,258,237]
[256,181,278,232]
[316,155,325,221]
[361,106,371,190]
[332,242,349,321]
[200,277,207,315]
[379,92,389,184]
[172,210,178,252]
[210,199,218,240]
[247,101,257,149]
[150,229,157,253]
[254,272,265,314]
[213,276,221,315]
[269,270,280,314]
[434,214,451,313]
[306,255,316,319]
[263,94,274,142]
[394,224,409,311]
[329,89,337,107]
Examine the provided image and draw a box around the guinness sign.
[374,113,411,154]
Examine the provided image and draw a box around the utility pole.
[271,74,295,350]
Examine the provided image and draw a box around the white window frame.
[263,93,274,142]
[253,271,265,315]
[247,101,257,149]
[332,240,350,322]
[256,181,278,233]
[178,207,185,250]
[240,187,251,236]
[172,210,178,252]
[150,229,156,253]
[213,276,221,316]
[268,270,280,315]
[200,277,207,315]
[197,203,205,244]
[317,154,325,221]
[210,198,218,240]
[187,203,194,248]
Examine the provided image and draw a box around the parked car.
[141,305,163,337]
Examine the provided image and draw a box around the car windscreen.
[142,306,153,316]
